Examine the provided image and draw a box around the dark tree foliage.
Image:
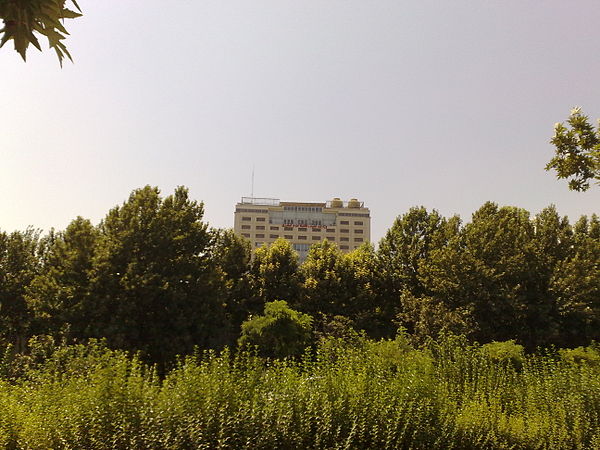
[2,186,599,365]
[0,228,40,350]
[88,186,226,364]
[26,217,98,338]
[249,238,301,310]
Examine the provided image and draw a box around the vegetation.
[1,185,599,447]
[0,336,600,448]
[1,187,599,362]
[547,107,600,191]
[0,0,81,64]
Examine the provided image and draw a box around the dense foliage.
[1,185,599,447]
[1,186,599,365]
[0,336,600,448]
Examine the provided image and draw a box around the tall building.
[233,197,371,261]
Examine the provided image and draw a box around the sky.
[1,1,599,244]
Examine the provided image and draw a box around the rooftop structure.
[233,197,371,261]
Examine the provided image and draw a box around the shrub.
[238,300,313,358]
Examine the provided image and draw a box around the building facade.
[233,197,371,261]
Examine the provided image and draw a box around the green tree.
[88,186,224,364]
[249,238,301,309]
[378,207,447,298]
[421,202,558,348]
[300,240,350,319]
[0,228,40,350]
[551,215,600,347]
[238,300,313,358]
[210,228,253,341]
[342,244,383,336]
[546,107,600,191]
[26,217,98,338]
[0,0,81,64]
[378,208,458,339]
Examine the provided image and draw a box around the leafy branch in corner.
[0,0,82,65]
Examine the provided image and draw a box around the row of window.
[265,242,355,251]
[236,208,268,214]
[241,216,364,226]
[242,224,364,234]
[283,218,323,226]
[338,213,370,218]
[242,233,363,243]
[284,206,323,213]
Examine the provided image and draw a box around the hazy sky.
[1,1,599,243]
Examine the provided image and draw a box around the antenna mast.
[251,165,255,198]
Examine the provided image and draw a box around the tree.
[238,300,313,359]
[377,207,447,298]
[248,238,301,309]
[0,228,41,350]
[26,217,98,338]
[546,107,600,191]
[88,186,225,365]
[210,228,253,341]
[300,240,350,319]
[0,0,81,64]
[550,215,600,347]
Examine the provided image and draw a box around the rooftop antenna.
[251,164,255,199]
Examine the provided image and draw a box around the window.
[340,220,349,225]
[270,226,279,230]
[241,225,251,230]
[298,235,307,240]
[312,236,320,241]
[256,233,265,238]
[242,233,250,238]
[326,229,335,233]
[270,234,278,239]
[284,235,293,239]
[340,245,349,250]
[341,237,349,242]
[256,217,266,222]
[354,221,363,226]
[355,229,363,234]
[256,225,265,230]
[354,238,363,242]
[312,228,321,232]
[298,228,307,232]
[236,208,268,213]
[284,227,293,231]
[340,229,349,233]
[327,237,335,241]
[293,243,310,252]
[242,217,251,221]
[255,242,263,247]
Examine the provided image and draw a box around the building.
[233,197,371,261]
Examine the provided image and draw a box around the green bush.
[481,339,525,369]
[559,345,600,367]
[238,300,313,358]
